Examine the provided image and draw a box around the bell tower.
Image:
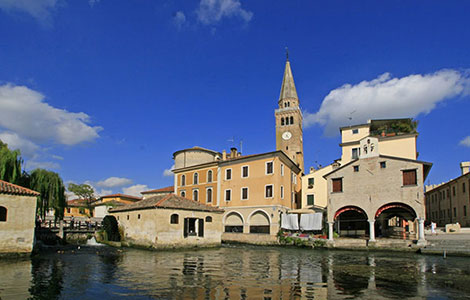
[275,53,304,173]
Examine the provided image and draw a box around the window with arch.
[290,116,294,125]
[285,117,289,125]
[170,214,179,224]
[284,102,287,108]
[207,170,213,183]
[205,216,212,222]
[181,175,186,186]
[281,118,285,126]
[181,190,186,197]
[193,173,198,185]
[0,206,6,222]
[206,188,212,203]
[193,189,199,201]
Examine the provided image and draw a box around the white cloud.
[122,184,148,197]
[173,11,186,29]
[459,136,470,147]
[163,165,175,177]
[304,70,470,136]
[24,160,60,170]
[0,0,59,24]
[0,131,39,157]
[0,83,102,145]
[51,154,63,160]
[196,0,252,25]
[96,177,133,188]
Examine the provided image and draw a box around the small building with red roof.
[0,180,39,254]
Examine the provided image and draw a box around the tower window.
[281,118,285,126]
[290,116,294,125]
[285,117,289,125]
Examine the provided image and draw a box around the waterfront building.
[302,118,420,210]
[110,193,224,248]
[325,135,432,243]
[141,186,174,199]
[93,193,142,218]
[170,58,304,243]
[425,162,470,227]
[64,198,95,218]
[0,180,39,254]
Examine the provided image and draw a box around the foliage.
[30,169,66,220]
[0,140,25,185]
[312,239,327,248]
[370,119,418,136]
[102,215,121,242]
[68,183,96,212]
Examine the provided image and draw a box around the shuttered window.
[332,178,342,193]
[403,169,417,186]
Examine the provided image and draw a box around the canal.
[1,244,469,299]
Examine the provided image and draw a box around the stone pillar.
[328,222,334,241]
[369,220,376,242]
[418,218,425,242]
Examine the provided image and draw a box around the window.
[242,166,249,178]
[454,207,457,217]
[352,128,359,134]
[307,194,314,206]
[193,189,199,201]
[127,215,129,220]
[225,189,232,202]
[290,116,294,125]
[281,118,285,126]
[206,188,212,203]
[280,186,284,199]
[207,170,213,183]
[463,182,466,193]
[170,214,179,224]
[180,191,186,197]
[266,162,273,174]
[183,218,203,238]
[181,175,186,186]
[225,169,232,180]
[265,185,274,198]
[352,148,360,159]
[402,169,417,186]
[380,161,386,168]
[281,164,284,176]
[332,178,343,193]
[464,206,467,217]
[285,117,289,125]
[242,188,248,200]
[308,178,314,186]
[0,206,6,222]
[193,173,198,185]
[453,186,456,196]
[66,208,71,213]
[138,214,141,219]
[205,216,212,222]
[353,166,359,172]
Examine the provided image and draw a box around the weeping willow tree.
[0,140,24,185]
[30,169,66,220]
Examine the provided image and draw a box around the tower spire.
[279,54,298,101]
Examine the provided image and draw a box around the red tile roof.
[141,186,174,194]
[0,180,40,196]
[100,193,142,201]
[110,193,223,213]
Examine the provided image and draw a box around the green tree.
[67,183,96,216]
[30,169,66,220]
[0,139,25,184]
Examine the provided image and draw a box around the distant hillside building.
[425,162,470,227]
[0,180,39,254]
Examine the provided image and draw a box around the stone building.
[0,180,39,254]
[425,162,470,227]
[170,57,304,244]
[93,193,142,218]
[324,136,432,242]
[110,193,224,249]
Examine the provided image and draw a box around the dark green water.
[1,245,469,299]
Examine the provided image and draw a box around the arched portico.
[248,209,271,234]
[223,211,244,233]
[331,206,369,240]
[374,203,419,240]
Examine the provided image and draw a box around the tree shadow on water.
[28,257,64,300]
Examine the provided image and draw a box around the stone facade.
[0,180,39,254]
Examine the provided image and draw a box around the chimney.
[461,161,470,175]
[222,150,227,161]
[309,167,315,174]
[230,147,237,158]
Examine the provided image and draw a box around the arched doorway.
[375,203,417,239]
[334,206,369,238]
[249,210,270,234]
[224,212,244,233]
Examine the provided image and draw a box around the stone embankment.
[420,230,470,256]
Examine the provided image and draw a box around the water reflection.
[1,245,470,299]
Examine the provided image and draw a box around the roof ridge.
[0,179,40,196]
[154,193,173,207]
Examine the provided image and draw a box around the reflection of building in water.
[0,259,32,299]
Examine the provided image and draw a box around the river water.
[1,244,469,299]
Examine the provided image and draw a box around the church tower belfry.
[275,54,304,173]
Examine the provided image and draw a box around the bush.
[102,215,121,242]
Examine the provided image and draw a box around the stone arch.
[248,209,271,234]
[374,202,418,239]
[334,206,369,238]
[375,202,417,220]
[223,211,244,233]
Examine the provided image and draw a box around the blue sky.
[0,0,469,196]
